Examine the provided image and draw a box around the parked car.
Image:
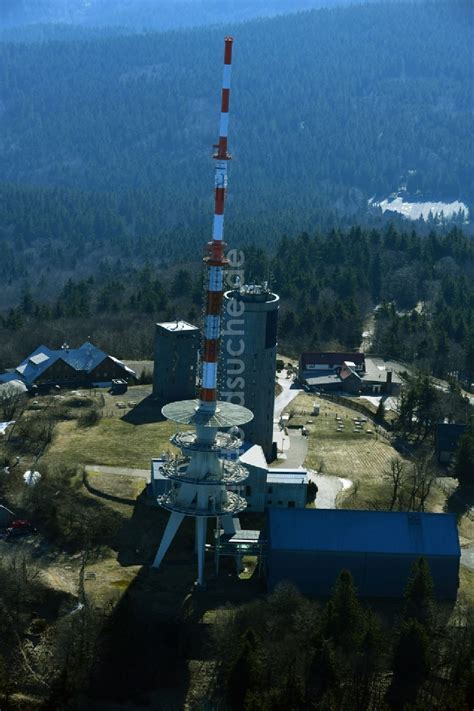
[5,520,36,539]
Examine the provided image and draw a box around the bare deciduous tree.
[384,457,408,511]
[0,384,25,421]
[410,457,436,512]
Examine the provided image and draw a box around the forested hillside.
[0,1,472,378]
[0,1,471,222]
[1,225,472,386]
[0,0,387,32]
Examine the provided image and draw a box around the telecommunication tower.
[152,37,253,586]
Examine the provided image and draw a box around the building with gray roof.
[0,342,135,390]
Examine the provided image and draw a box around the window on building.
[245,485,251,496]
[277,500,283,505]
[267,500,273,505]
[267,486,273,494]
[288,501,295,508]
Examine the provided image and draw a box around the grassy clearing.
[345,395,398,424]
[287,393,454,516]
[288,392,399,474]
[85,472,145,514]
[285,393,409,508]
[459,514,474,548]
[41,384,178,470]
[458,566,474,607]
[42,413,177,470]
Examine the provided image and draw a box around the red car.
[6,520,36,539]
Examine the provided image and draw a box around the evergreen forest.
[0,1,472,377]
[1,224,473,388]
[0,4,473,708]
[0,0,471,235]
[1,0,377,34]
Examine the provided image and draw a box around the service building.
[266,508,460,599]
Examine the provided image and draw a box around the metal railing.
[157,490,247,517]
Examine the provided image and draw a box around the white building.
[265,470,308,509]
[240,445,308,511]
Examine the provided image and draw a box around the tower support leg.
[196,516,207,586]
[235,554,244,574]
[152,512,185,568]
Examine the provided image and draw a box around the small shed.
[266,508,460,599]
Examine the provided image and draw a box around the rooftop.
[240,444,268,470]
[363,358,401,383]
[304,357,401,387]
[225,287,279,304]
[157,320,199,332]
[267,472,308,485]
[305,374,341,387]
[301,352,365,368]
[267,508,460,557]
[1,342,136,387]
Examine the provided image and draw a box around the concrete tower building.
[222,284,279,461]
[153,321,199,403]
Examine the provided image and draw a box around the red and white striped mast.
[153,37,253,586]
[199,36,233,413]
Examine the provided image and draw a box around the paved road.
[272,430,308,469]
[307,472,353,509]
[85,464,149,481]
[272,371,354,505]
[274,372,302,420]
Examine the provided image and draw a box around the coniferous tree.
[403,557,435,630]
[323,570,365,655]
[454,428,474,486]
[389,619,432,709]
[226,629,262,710]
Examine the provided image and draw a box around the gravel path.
[272,430,308,469]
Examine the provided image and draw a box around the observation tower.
[152,37,253,586]
[222,284,279,460]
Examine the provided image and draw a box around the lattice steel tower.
[152,37,253,586]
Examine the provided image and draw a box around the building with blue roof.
[266,508,460,599]
[0,342,136,390]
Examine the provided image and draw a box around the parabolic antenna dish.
[162,399,253,428]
